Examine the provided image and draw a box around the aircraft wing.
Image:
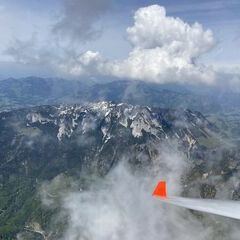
[152,181,240,220]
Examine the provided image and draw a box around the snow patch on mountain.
[25,102,216,153]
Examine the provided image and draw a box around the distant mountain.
[0,101,222,238]
[0,77,91,111]
[1,77,240,113]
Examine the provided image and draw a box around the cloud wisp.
[39,144,240,240]
[53,0,112,43]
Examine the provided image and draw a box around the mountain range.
[1,77,240,113]
[0,101,229,238]
[1,77,240,239]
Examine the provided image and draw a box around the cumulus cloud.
[59,50,103,76]
[126,5,214,55]
[53,0,112,43]
[5,4,220,84]
[115,5,215,83]
[62,5,217,84]
[101,47,216,84]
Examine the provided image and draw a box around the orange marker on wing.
[152,181,167,198]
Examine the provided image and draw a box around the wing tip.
[152,181,167,198]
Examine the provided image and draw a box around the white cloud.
[62,5,217,84]
[59,50,103,76]
[4,4,219,84]
[102,47,216,84]
[126,5,214,56]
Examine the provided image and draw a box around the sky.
[0,0,239,84]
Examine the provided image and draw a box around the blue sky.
[0,0,239,80]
